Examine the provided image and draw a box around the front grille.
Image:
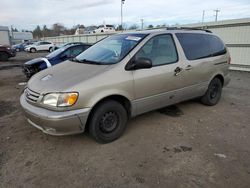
[25,88,40,103]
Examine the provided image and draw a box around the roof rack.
[166,27,212,33]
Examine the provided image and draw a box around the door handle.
[174,67,182,76]
[185,65,193,70]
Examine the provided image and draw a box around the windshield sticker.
[125,36,142,41]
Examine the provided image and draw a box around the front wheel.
[0,52,9,61]
[30,48,36,53]
[201,78,222,106]
[89,100,128,143]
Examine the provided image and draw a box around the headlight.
[42,92,78,107]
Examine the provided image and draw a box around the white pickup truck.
[92,25,115,33]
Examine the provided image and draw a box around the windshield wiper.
[70,58,81,62]
[72,58,103,65]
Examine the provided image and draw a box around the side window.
[70,46,84,57]
[135,34,178,66]
[61,49,71,58]
[176,33,212,60]
[84,45,91,50]
[207,35,226,56]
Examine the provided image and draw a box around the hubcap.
[210,84,219,99]
[99,111,119,133]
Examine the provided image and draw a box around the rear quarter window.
[176,33,226,60]
[208,35,227,56]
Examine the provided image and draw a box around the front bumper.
[22,65,38,79]
[20,94,91,136]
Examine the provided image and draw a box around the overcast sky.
[0,0,250,30]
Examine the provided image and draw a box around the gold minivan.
[20,28,230,143]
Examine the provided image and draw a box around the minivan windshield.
[74,33,147,65]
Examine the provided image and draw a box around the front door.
[132,34,185,115]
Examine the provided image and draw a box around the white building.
[0,26,11,45]
[10,31,33,44]
[182,18,250,71]
[44,18,250,71]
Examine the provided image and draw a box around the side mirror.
[125,57,152,70]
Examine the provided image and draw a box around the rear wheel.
[201,78,222,106]
[30,48,36,53]
[16,48,20,52]
[89,100,128,143]
[49,47,53,52]
[0,52,9,61]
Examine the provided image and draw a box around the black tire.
[30,48,36,53]
[201,78,222,106]
[89,100,128,143]
[49,47,53,52]
[0,52,9,61]
[16,48,20,52]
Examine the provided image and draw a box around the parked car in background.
[12,41,34,52]
[20,28,230,143]
[0,45,16,61]
[52,42,86,51]
[23,43,91,78]
[83,26,97,34]
[92,24,115,33]
[25,41,54,53]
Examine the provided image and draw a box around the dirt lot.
[0,52,250,188]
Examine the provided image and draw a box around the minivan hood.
[27,60,110,94]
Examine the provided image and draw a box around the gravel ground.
[0,52,250,188]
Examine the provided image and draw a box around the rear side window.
[40,42,51,45]
[176,33,226,60]
[208,35,227,56]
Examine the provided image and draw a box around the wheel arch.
[85,94,132,131]
[213,74,224,86]
[30,47,36,52]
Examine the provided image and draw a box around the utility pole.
[11,25,14,45]
[202,10,205,23]
[140,19,144,30]
[121,0,125,30]
[214,9,220,22]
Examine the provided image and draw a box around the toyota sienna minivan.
[20,28,230,143]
